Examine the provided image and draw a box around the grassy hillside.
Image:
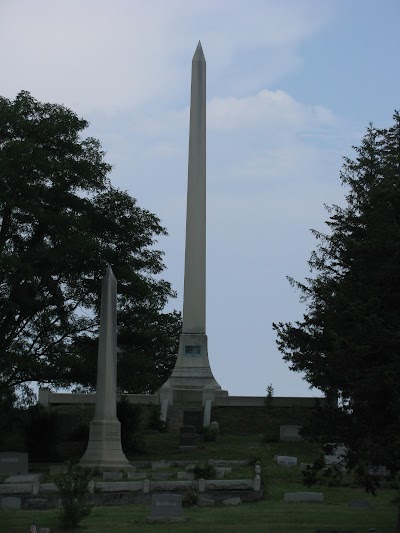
[1,432,397,532]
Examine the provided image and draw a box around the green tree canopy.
[0,91,180,401]
[273,112,400,480]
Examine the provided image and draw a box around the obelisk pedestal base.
[80,418,133,471]
[159,334,228,404]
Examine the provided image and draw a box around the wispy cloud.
[0,0,336,112]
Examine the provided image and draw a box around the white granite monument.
[80,266,132,470]
[159,42,227,404]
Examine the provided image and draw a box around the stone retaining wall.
[38,387,325,409]
[0,478,262,509]
[0,478,257,496]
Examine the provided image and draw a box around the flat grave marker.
[349,500,370,508]
[284,492,324,503]
[315,530,354,533]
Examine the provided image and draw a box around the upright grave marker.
[0,452,28,475]
[147,493,185,523]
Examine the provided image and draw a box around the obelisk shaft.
[182,41,206,334]
[95,265,117,419]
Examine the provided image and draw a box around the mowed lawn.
[0,491,397,533]
[0,433,398,531]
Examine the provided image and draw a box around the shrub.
[302,454,344,487]
[149,404,167,432]
[117,396,146,453]
[192,463,216,479]
[68,424,89,441]
[265,383,274,407]
[182,488,198,507]
[202,425,218,442]
[55,464,93,530]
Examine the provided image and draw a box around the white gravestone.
[280,425,303,442]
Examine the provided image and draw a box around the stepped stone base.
[80,418,133,471]
[159,334,228,405]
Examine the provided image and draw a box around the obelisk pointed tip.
[105,264,116,281]
[193,41,205,62]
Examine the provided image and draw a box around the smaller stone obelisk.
[80,266,131,470]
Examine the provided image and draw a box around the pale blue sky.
[1,0,399,396]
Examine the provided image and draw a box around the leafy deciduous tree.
[0,91,180,401]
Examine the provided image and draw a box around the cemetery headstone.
[324,444,347,469]
[128,472,146,480]
[223,497,241,506]
[177,472,194,480]
[210,421,219,433]
[315,530,353,533]
[284,492,324,503]
[103,471,123,480]
[275,455,298,465]
[349,500,370,508]
[215,466,232,475]
[152,460,171,470]
[152,472,173,480]
[147,493,185,523]
[368,466,388,477]
[280,425,303,442]
[33,481,40,495]
[0,496,22,510]
[5,473,41,483]
[198,498,215,507]
[25,499,49,510]
[0,452,28,475]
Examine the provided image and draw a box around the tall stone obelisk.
[81,266,131,470]
[160,42,225,403]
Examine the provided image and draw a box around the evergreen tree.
[273,112,400,481]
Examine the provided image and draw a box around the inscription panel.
[184,345,201,356]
